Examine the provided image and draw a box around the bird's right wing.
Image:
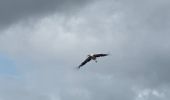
[94,53,109,57]
[78,57,91,69]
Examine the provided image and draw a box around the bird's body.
[88,53,96,60]
[78,53,109,69]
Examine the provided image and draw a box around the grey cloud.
[0,0,92,29]
[0,76,50,100]
[115,0,170,87]
[0,0,170,100]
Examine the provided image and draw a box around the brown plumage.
[78,53,109,69]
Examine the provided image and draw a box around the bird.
[77,53,109,69]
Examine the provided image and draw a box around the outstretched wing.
[78,56,91,69]
[94,54,109,57]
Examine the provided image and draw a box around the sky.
[0,0,170,100]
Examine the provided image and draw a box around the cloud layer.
[0,0,170,100]
[0,0,91,29]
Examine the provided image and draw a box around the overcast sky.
[0,0,170,100]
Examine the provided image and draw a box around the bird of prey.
[78,53,109,69]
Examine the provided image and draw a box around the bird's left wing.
[78,56,91,69]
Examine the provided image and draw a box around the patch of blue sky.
[0,53,18,76]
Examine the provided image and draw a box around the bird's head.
[87,53,94,57]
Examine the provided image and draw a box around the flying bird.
[78,53,109,69]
